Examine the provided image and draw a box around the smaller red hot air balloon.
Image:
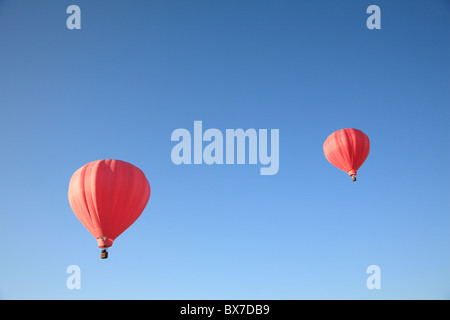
[323,128,370,181]
[68,160,151,259]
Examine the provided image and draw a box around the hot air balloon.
[68,159,151,259]
[323,128,370,181]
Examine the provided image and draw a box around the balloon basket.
[101,248,108,259]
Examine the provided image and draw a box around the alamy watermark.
[171,121,279,175]
[66,5,81,30]
[366,265,381,290]
[367,5,381,30]
[67,4,380,31]
[66,265,81,290]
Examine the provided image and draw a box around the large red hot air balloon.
[68,159,151,259]
[323,128,370,181]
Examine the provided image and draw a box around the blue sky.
[0,0,449,299]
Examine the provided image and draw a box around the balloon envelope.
[323,128,370,180]
[68,159,150,249]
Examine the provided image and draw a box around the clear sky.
[0,0,449,300]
